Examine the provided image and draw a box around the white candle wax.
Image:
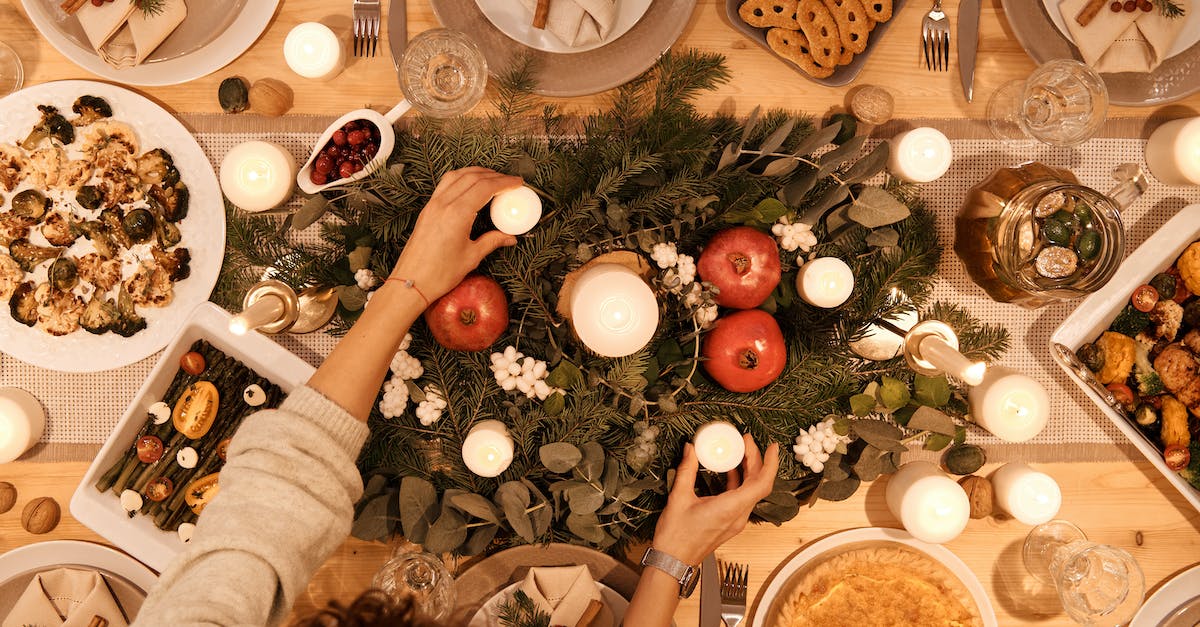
[888,127,953,183]
[0,388,45,464]
[796,257,854,308]
[1145,118,1200,186]
[885,461,970,544]
[693,421,746,473]
[229,295,286,336]
[991,462,1061,525]
[968,366,1050,442]
[569,264,659,358]
[919,335,987,386]
[284,22,346,81]
[220,141,297,213]
[490,186,543,235]
[461,420,515,478]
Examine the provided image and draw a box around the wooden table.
[1,0,1199,625]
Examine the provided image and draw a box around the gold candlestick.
[229,280,300,335]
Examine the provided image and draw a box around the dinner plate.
[431,0,695,96]
[0,80,224,373]
[0,540,158,620]
[1040,0,1200,60]
[1131,563,1200,627]
[750,527,998,627]
[475,0,653,54]
[468,581,629,626]
[20,0,279,86]
[1001,0,1200,106]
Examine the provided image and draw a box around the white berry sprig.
[792,417,850,473]
[415,384,447,426]
[771,216,818,253]
[489,346,562,401]
[378,333,423,419]
[355,268,379,291]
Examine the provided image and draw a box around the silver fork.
[921,0,950,71]
[352,0,381,57]
[719,560,748,627]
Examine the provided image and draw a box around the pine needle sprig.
[1154,0,1185,18]
[133,0,164,16]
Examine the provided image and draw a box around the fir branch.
[1154,0,1185,18]
[497,591,551,627]
[924,301,1011,362]
[132,0,164,16]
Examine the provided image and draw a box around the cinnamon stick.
[533,0,551,29]
[1075,0,1107,26]
[60,0,88,15]
[87,616,109,627]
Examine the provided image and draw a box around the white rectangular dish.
[1049,206,1200,514]
[70,302,316,572]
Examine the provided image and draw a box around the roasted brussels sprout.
[100,209,133,249]
[48,257,78,291]
[1134,403,1161,435]
[1076,342,1106,373]
[154,215,181,249]
[113,288,147,338]
[75,185,104,211]
[80,294,117,335]
[11,189,50,220]
[122,208,155,243]
[9,238,63,272]
[135,148,179,187]
[8,282,36,327]
[77,221,118,259]
[149,180,189,222]
[71,95,113,126]
[151,246,191,282]
[21,105,74,150]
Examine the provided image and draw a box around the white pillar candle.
[968,366,1050,442]
[885,461,970,544]
[490,186,543,235]
[991,462,1061,525]
[569,264,659,358]
[919,335,987,386]
[220,141,297,213]
[796,257,854,308]
[0,388,45,464]
[284,22,346,81]
[461,420,515,478]
[693,421,746,473]
[1145,118,1200,186]
[888,127,953,183]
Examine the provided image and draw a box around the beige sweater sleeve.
[132,385,370,627]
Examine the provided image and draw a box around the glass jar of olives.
[954,162,1148,308]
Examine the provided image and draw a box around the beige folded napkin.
[2,568,129,627]
[517,0,617,47]
[77,0,188,69]
[1060,0,1189,72]
[516,565,613,627]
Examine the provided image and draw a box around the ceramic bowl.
[296,100,411,195]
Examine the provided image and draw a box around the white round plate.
[0,540,158,618]
[20,0,279,86]
[473,0,652,54]
[751,527,998,627]
[1130,563,1200,627]
[469,581,628,627]
[0,80,224,373]
[1040,0,1200,60]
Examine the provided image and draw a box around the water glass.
[0,42,24,97]
[1023,520,1145,626]
[372,550,457,619]
[987,59,1109,147]
[398,29,487,118]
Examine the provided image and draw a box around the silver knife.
[957,0,981,102]
[700,554,720,627]
[387,0,408,71]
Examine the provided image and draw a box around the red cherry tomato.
[145,477,174,502]
[1106,382,1135,409]
[136,435,164,464]
[1164,445,1190,471]
[180,351,206,376]
[1131,285,1159,312]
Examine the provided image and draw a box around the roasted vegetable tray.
[70,302,315,572]
[1050,207,1200,514]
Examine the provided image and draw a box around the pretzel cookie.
[820,0,872,54]
[794,0,842,69]
[767,28,836,78]
[739,0,801,29]
[862,0,893,23]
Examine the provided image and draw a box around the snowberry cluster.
[415,385,447,426]
[355,268,379,291]
[772,216,818,253]
[792,417,849,473]
[379,334,423,419]
[626,420,661,471]
[683,283,719,329]
[652,242,697,295]
[489,346,561,401]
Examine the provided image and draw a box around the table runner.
[4,115,1198,464]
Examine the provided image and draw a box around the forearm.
[623,567,682,627]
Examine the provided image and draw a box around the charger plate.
[0,540,157,620]
[1130,563,1200,627]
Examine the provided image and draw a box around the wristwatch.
[640,546,700,598]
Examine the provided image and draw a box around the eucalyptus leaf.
[363,473,389,497]
[657,394,678,413]
[543,392,565,416]
[754,493,800,524]
[908,406,958,436]
[566,512,608,544]
[824,205,853,233]
[913,375,952,408]
[816,476,861,501]
[405,380,425,403]
[347,245,373,272]
[423,505,467,554]
[336,285,368,312]
[448,492,503,525]
[462,524,499,556]
[628,393,646,417]
[798,184,849,225]
[601,458,621,497]
[761,157,801,178]
[851,419,907,453]
[717,143,739,172]
[737,106,762,149]
[847,187,911,228]
[816,136,867,178]
[578,442,604,482]
[880,451,900,475]
[566,484,605,514]
[850,393,876,417]
[790,122,841,158]
[350,494,392,542]
[495,481,535,542]
[540,442,583,473]
[878,376,911,410]
[781,170,818,207]
[841,141,890,183]
[852,446,885,481]
[398,476,438,544]
[291,194,330,231]
[741,119,796,171]
[865,228,900,248]
[822,454,849,481]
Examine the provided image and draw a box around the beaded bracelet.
[385,277,430,307]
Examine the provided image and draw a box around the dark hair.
[292,590,445,627]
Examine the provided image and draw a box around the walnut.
[0,482,15,514]
[959,475,993,519]
[249,79,294,117]
[22,496,60,534]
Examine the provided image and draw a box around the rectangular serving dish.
[724,0,906,86]
[70,302,316,572]
[1049,207,1200,514]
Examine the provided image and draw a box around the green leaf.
[907,406,958,436]
[545,362,584,389]
[791,122,841,157]
[892,404,917,427]
[849,393,876,417]
[350,494,392,542]
[495,481,535,542]
[798,184,849,225]
[753,197,790,224]
[462,524,499,556]
[953,425,967,445]
[398,477,438,544]
[913,375,952,408]
[852,445,885,481]
[539,442,582,473]
[336,285,368,312]
[816,136,867,178]
[291,194,330,231]
[566,484,605,514]
[833,417,851,437]
[841,141,889,183]
[577,442,604,482]
[816,476,861,501]
[865,228,900,248]
[878,376,911,410]
[423,504,467,554]
[850,419,907,453]
[847,187,911,228]
[566,512,609,544]
[924,433,953,451]
[347,245,373,272]
[543,392,565,416]
[447,491,503,525]
[761,157,800,178]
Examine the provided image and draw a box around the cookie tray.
[724,0,907,87]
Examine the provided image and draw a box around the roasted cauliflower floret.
[71,95,113,127]
[40,211,78,247]
[25,146,66,189]
[82,120,139,158]
[0,214,35,247]
[1146,299,1184,343]
[1096,331,1136,385]
[33,282,83,336]
[80,294,118,335]
[77,252,122,292]
[54,158,94,191]
[0,144,28,191]
[123,260,174,307]
[0,254,21,302]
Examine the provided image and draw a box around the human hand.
[390,167,523,302]
[650,435,780,565]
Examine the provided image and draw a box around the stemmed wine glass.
[372,549,457,619]
[987,59,1109,147]
[1022,520,1145,626]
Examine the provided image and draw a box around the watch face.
[680,567,700,598]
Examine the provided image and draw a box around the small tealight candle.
[284,22,346,81]
[885,461,970,544]
[489,186,543,235]
[1145,118,1200,186]
[968,366,1050,442]
[888,127,952,183]
[991,462,1062,525]
[569,264,659,358]
[693,421,746,473]
[0,388,45,464]
[220,141,297,213]
[461,420,515,478]
[796,257,854,308]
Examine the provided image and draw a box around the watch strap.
[641,547,699,598]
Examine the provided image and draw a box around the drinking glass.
[1022,520,1145,626]
[372,550,457,619]
[398,29,488,118]
[0,42,24,96]
[987,59,1108,147]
